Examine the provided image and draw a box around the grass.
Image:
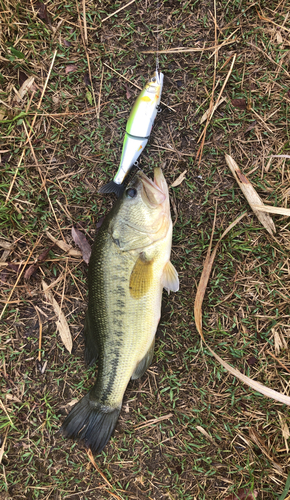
[1,0,290,498]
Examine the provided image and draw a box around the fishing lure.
[99,70,164,196]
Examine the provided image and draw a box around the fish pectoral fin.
[84,308,99,366]
[131,337,155,380]
[129,253,154,299]
[162,261,179,294]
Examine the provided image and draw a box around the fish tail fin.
[98,181,124,197]
[61,393,121,454]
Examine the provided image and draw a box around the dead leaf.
[0,429,8,465]
[8,262,21,273]
[16,76,35,102]
[0,239,13,250]
[63,39,71,48]
[278,412,290,452]
[6,394,22,403]
[246,356,258,366]
[45,230,82,257]
[277,31,283,44]
[225,154,276,235]
[24,246,52,280]
[224,488,258,500]
[231,98,247,110]
[71,227,91,265]
[0,107,7,120]
[84,72,91,86]
[125,83,131,99]
[200,97,226,124]
[65,65,77,74]
[170,170,187,188]
[273,328,287,355]
[35,1,51,24]
[42,280,72,353]
[19,71,28,86]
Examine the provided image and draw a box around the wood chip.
[42,280,72,353]
[225,154,276,235]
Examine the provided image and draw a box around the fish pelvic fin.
[98,181,125,197]
[61,393,121,455]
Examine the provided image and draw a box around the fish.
[61,167,179,454]
[99,71,164,197]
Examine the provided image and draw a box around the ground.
[1,0,290,499]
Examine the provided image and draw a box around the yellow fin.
[162,261,179,294]
[129,254,153,299]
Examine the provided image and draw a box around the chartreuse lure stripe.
[99,71,164,196]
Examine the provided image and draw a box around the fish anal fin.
[129,253,154,299]
[84,308,99,366]
[131,337,155,380]
[162,261,179,294]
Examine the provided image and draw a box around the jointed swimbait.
[99,71,164,196]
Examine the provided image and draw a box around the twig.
[0,428,8,464]
[247,42,290,79]
[0,237,41,321]
[25,49,57,143]
[267,350,290,375]
[22,121,65,239]
[134,413,173,430]
[97,64,104,121]
[5,149,25,204]
[76,1,98,117]
[196,54,236,163]
[102,0,136,22]
[35,307,43,362]
[82,0,87,44]
[103,63,176,112]
[142,30,238,54]
[87,450,123,500]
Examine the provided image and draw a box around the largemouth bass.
[99,71,164,197]
[61,167,179,454]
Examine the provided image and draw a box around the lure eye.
[151,77,156,82]
[126,188,137,198]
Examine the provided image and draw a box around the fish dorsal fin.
[162,261,179,294]
[131,337,155,380]
[129,253,154,299]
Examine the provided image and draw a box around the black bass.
[61,167,179,454]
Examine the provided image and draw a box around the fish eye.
[126,188,137,198]
[151,77,156,82]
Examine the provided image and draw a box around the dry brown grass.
[1,0,290,499]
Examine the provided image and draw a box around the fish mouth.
[139,170,166,207]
